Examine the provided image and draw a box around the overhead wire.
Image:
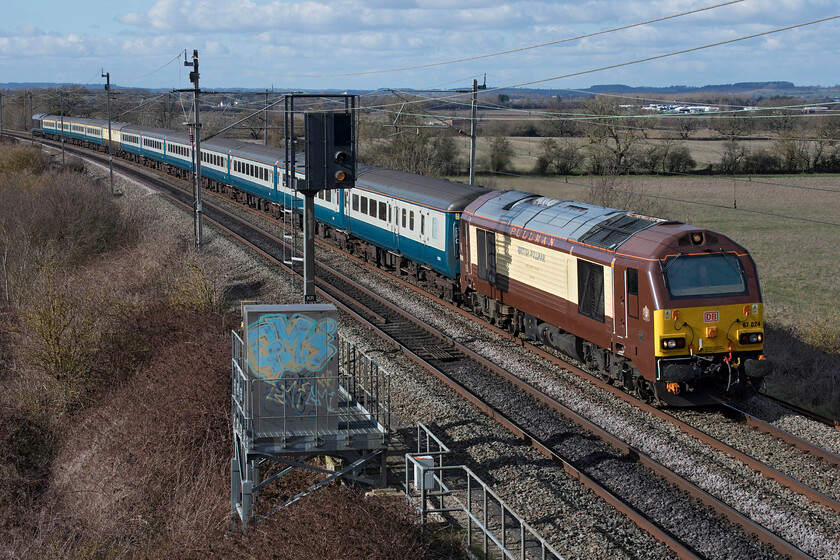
[352,14,840,116]
[125,51,185,82]
[258,0,745,78]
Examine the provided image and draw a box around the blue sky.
[1,0,837,91]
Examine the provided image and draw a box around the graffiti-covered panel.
[242,304,340,436]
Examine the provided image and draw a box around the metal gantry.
[231,304,390,528]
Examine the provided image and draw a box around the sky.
[1,0,838,92]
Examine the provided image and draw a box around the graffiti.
[246,313,338,381]
[261,377,338,415]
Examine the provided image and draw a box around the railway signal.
[303,111,355,192]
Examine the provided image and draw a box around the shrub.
[742,149,781,174]
[0,145,49,177]
[20,265,101,410]
[664,145,696,174]
[165,251,230,313]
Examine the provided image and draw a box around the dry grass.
[0,140,440,559]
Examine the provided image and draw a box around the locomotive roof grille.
[579,214,659,250]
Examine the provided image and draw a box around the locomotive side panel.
[464,223,616,352]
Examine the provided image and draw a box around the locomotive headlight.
[739,332,763,345]
[660,337,686,350]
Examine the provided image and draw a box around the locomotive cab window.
[578,259,605,322]
[663,253,747,299]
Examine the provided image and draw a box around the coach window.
[325,190,332,203]
[360,196,368,215]
[578,259,605,323]
[421,215,425,235]
[401,209,406,228]
[352,194,359,212]
[379,201,387,221]
[409,211,415,231]
[432,217,439,239]
[369,200,377,219]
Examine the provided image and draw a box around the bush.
[664,145,696,174]
[0,145,49,177]
[487,136,514,173]
[0,164,137,308]
[742,149,781,174]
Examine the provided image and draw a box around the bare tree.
[711,111,755,140]
[487,135,514,173]
[537,138,582,179]
[585,166,663,216]
[581,95,641,173]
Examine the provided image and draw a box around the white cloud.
[1,0,837,89]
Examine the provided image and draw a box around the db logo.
[704,311,719,323]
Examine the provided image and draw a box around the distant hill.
[585,81,798,94]
[504,82,840,99]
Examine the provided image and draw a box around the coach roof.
[356,165,490,212]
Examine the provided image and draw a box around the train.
[31,112,772,406]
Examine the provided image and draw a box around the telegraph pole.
[60,91,65,166]
[264,89,269,146]
[468,76,486,186]
[185,50,203,248]
[102,70,115,196]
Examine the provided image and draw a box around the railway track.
[17,133,840,559]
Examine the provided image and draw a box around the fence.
[405,423,563,560]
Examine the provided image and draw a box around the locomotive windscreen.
[663,253,748,298]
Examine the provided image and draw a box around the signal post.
[284,94,357,303]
